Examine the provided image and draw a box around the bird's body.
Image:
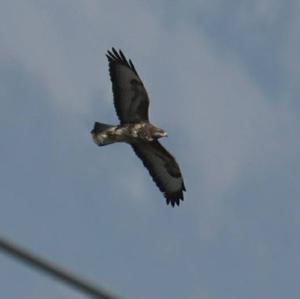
[91,48,185,206]
[92,122,167,146]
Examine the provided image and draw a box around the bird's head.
[153,128,168,139]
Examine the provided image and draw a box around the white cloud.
[0,0,164,116]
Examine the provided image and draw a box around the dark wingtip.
[106,47,138,76]
[165,190,184,207]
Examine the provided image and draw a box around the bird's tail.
[91,122,114,135]
[90,122,116,146]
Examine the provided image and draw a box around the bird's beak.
[154,130,168,138]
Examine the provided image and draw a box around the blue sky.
[1,1,300,298]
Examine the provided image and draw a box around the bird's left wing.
[106,48,150,124]
[131,141,186,207]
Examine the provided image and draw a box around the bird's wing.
[106,48,149,124]
[131,141,185,206]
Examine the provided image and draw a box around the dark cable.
[0,236,123,299]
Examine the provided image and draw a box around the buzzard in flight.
[91,48,185,206]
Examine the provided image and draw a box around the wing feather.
[131,141,186,207]
[106,48,149,124]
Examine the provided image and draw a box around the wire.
[0,236,124,299]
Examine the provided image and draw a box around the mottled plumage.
[91,48,185,206]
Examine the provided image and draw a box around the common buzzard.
[91,48,186,206]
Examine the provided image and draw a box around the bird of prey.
[91,48,186,206]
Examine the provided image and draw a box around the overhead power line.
[0,236,123,299]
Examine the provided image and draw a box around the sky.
[0,1,300,298]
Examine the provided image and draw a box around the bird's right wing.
[131,141,185,207]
